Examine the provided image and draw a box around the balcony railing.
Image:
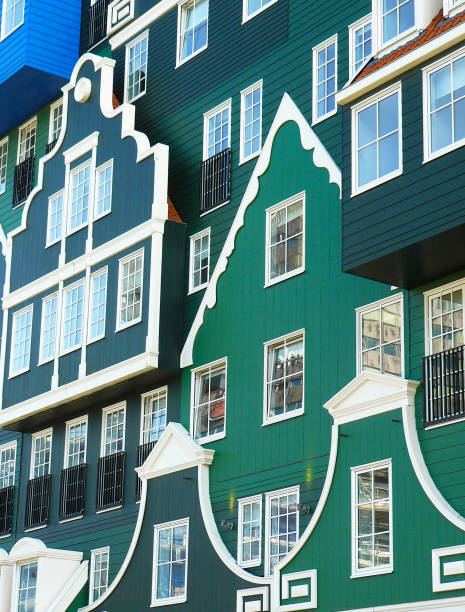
[13,155,35,207]
[0,486,14,536]
[136,440,156,500]
[96,451,125,511]
[200,148,231,214]
[88,0,112,47]
[59,464,86,520]
[423,346,465,427]
[25,475,51,530]
[46,139,57,154]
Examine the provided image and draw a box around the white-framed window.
[265,486,299,576]
[357,295,403,377]
[203,99,231,160]
[243,0,278,22]
[349,14,372,79]
[17,118,36,164]
[141,387,167,445]
[39,293,58,364]
[68,161,91,233]
[61,280,85,354]
[265,192,305,286]
[30,428,52,479]
[9,305,33,377]
[0,441,16,489]
[64,416,88,468]
[423,47,465,163]
[312,35,337,125]
[95,160,113,218]
[88,268,108,343]
[49,98,63,144]
[101,403,126,457]
[191,358,226,443]
[240,80,262,164]
[1,0,25,39]
[352,82,402,195]
[378,0,415,47]
[17,561,38,611]
[125,31,148,103]
[152,518,189,606]
[189,228,210,293]
[177,0,208,66]
[89,547,110,604]
[264,330,304,425]
[444,0,465,18]
[425,280,465,356]
[46,190,64,246]
[116,249,144,330]
[237,495,262,568]
[351,459,392,577]
[0,137,8,195]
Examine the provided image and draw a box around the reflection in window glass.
[382,0,414,44]
[193,362,226,441]
[266,334,304,420]
[361,299,402,376]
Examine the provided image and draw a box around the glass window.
[238,496,261,567]
[62,282,84,352]
[126,33,148,102]
[153,520,188,604]
[89,269,107,341]
[204,102,230,159]
[245,0,275,19]
[17,120,36,164]
[350,16,372,78]
[192,360,226,441]
[382,0,415,44]
[47,191,63,246]
[89,548,109,603]
[2,0,24,37]
[241,81,262,162]
[40,294,58,363]
[118,250,143,329]
[102,406,125,456]
[65,418,87,468]
[69,163,90,232]
[189,229,210,292]
[31,430,52,479]
[17,562,38,612]
[352,462,391,574]
[313,37,337,122]
[0,442,16,489]
[95,162,113,217]
[178,0,208,64]
[266,194,304,284]
[265,487,299,576]
[0,138,8,195]
[10,306,33,376]
[359,297,402,376]
[50,100,63,143]
[141,389,167,444]
[428,286,464,354]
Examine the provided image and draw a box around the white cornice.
[8,537,83,563]
[109,0,177,49]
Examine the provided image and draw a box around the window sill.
[8,366,30,379]
[0,533,11,540]
[45,237,61,249]
[59,515,83,524]
[126,89,146,105]
[239,559,261,569]
[445,1,465,18]
[377,27,417,58]
[239,149,261,166]
[265,267,305,288]
[195,431,225,445]
[351,566,393,579]
[188,282,208,295]
[263,408,304,427]
[67,222,88,238]
[151,596,187,607]
[87,333,105,346]
[94,208,112,222]
[176,44,208,69]
[60,343,82,357]
[115,317,142,333]
[242,0,279,24]
[38,355,54,367]
[96,504,122,514]
[312,107,337,127]
[25,524,47,533]
[0,20,24,42]
[200,199,230,217]
[423,137,465,165]
[351,167,402,197]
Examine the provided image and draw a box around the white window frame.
[60,279,85,356]
[423,277,465,357]
[152,517,189,606]
[176,0,209,68]
[356,293,404,377]
[17,117,37,164]
[124,30,149,103]
[87,267,108,344]
[351,82,403,196]
[89,546,110,604]
[188,228,210,294]
[15,561,38,611]
[242,0,278,23]
[67,159,92,235]
[190,357,227,444]
[0,136,8,196]
[94,159,113,219]
[48,98,63,145]
[265,191,305,287]
[140,386,168,445]
[240,80,263,165]
[64,415,88,468]
[444,0,465,18]
[116,248,144,331]
[373,0,417,56]
[237,494,262,568]
[38,292,58,365]
[351,458,393,578]
[9,304,33,378]
[0,440,17,489]
[312,34,338,126]
[349,14,373,80]
[0,0,25,40]
[46,189,64,247]
[264,485,299,577]
[30,428,53,480]
[100,402,126,457]
[203,99,231,161]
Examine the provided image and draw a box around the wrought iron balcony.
[12,155,35,207]
[88,0,112,47]
[423,346,465,427]
[46,139,57,154]
[96,451,125,511]
[0,486,14,536]
[136,440,156,500]
[200,148,231,214]
[25,475,51,529]
[59,464,86,520]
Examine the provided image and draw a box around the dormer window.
[382,0,415,45]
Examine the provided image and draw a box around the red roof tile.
[168,196,182,222]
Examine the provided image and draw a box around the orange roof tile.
[168,196,182,222]
[112,93,120,109]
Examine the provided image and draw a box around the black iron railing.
[0,486,14,535]
[96,451,125,511]
[25,475,51,529]
[136,441,156,500]
[88,0,112,47]
[13,156,35,207]
[423,346,465,427]
[59,464,86,520]
[46,139,57,154]
[200,148,231,214]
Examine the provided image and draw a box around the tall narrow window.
[349,15,372,78]
[141,388,167,444]
[381,0,414,45]
[17,562,38,612]
[427,285,464,354]
[69,162,91,232]
[0,442,16,489]
[313,36,337,124]
[89,548,110,604]
[243,0,277,21]
[10,305,33,377]
[240,81,262,163]
[62,281,85,353]
[126,32,148,102]
[49,99,63,145]
[89,269,107,342]
[352,460,392,576]
[192,359,226,442]
[117,250,144,330]
[39,293,58,364]
[17,119,36,164]
[31,429,52,479]
[177,0,208,65]
[238,495,262,568]
[95,161,113,218]
[102,405,126,456]
[0,138,8,195]
[1,0,25,38]
[65,417,87,467]
[46,190,63,246]
[189,228,210,293]
[265,487,299,576]
[203,100,231,160]
[152,519,189,605]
